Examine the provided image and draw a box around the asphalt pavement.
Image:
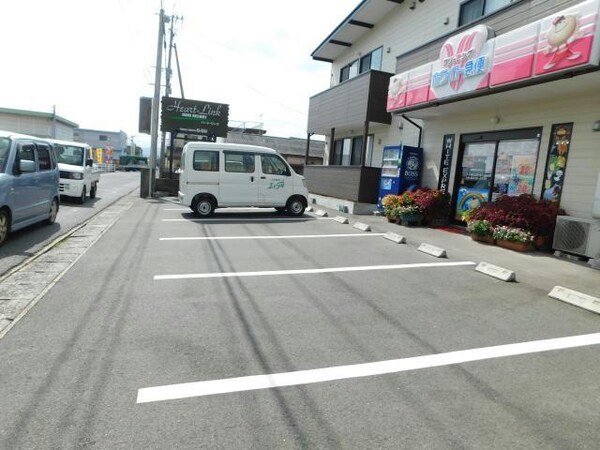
[0,193,599,449]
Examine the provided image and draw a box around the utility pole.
[174,43,185,99]
[51,105,57,139]
[149,8,166,197]
[159,15,176,178]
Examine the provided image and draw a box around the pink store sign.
[387,0,600,113]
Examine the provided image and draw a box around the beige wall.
[0,113,74,140]
[417,81,600,219]
[331,1,462,84]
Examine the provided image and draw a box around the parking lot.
[1,195,599,449]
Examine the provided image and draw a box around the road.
[0,198,599,449]
[0,171,140,277]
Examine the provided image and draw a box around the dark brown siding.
[396,0,576,73]
[308,70,393,135]
[304,166,382,203]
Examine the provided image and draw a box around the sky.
[0,0,360,150]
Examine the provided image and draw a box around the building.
[225,132,325,174]
[306,0,600,227]
[74,128,128,164]
[0,107,78,140]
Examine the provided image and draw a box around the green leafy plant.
[398,204,423,216]
[466,219,493,236]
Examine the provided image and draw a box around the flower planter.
[496,239,532,252]
[400,213,424,226]
[470,234,495,245]
[534,234,552,250]
[386,216,397,223]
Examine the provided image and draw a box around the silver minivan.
[0,130,60,245]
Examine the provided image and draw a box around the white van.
[49,139,100,204]
[178,142,309,217]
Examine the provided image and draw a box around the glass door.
[454,142,496,221]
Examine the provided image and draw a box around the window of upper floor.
[339,47,383,83]
[459,0,516,27]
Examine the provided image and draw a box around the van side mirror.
[19,159,36,173]
[86,158,94,167]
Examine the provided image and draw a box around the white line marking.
[163,208,189,211]
[162,217,333,222]
[136,332,600,403]
[154,261,476,280]
[159,233,385,241]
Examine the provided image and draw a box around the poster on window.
[508,155,536,196]
[541,123,573,204]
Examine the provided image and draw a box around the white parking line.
[136,332,600,404]
[154,261,476,280]
[163,208,189,211]
[160,233,386,241]
[162,217,335,222]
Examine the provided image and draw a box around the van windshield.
[0,138,10,173]
[54,144,85,166]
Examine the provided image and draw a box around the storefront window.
[492,139,539,200]
[455,142,495,220]
[453,128,541,221]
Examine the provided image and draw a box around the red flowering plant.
[464,194,562,241]
[412,189,451,224]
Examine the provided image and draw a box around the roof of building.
[311,0,402,62]
[0,107,79,128]
[225,133,325,158]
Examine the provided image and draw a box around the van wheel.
[193,197,215,217]
[46,198,59,225]
[78,186,86,204]
[90,183,97,198]
[0,210,10,246]
[286,197,305,216]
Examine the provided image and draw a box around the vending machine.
[377,144,423,208]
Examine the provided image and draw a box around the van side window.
[225,152,255,173]
[193,150,219,171]
[37,144,52,171]
[261,154,290,176]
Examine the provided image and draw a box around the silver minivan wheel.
[0,210,9,246]
[46,198,59,224]
[195,198,215,217]
[286,197,305,216]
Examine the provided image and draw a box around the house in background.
[305,0,600,241]
[225,132,325,174]
[0,107,78,140]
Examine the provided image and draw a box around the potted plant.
[466,219,495,244]
[413,189,450,226]
[398,204,424,226]
[382,194,400,222]
[492,226,535,252]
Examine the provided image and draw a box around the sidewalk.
[308,203,599,301]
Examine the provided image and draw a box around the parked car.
[0,130,60,246]
[49,139,100,203]
[178,142,308,216]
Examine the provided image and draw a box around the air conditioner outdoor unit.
[553,216,600,258]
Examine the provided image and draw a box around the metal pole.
[174,43,185,99]
[149,8,165,197]
[159,16,175,178]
